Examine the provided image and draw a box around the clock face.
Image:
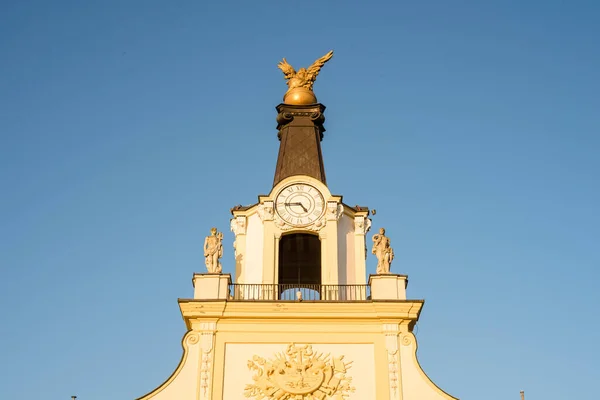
[275,183,325,226]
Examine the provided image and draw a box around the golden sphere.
[283,87,318,105]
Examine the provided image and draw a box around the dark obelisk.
[273,103,326,187]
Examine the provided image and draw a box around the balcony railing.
[228,283,371,301]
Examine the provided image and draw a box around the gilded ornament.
[244,343,355,399]
[278,50,334,105]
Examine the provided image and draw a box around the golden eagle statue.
[277,50,334,105]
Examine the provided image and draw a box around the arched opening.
[278,233,321,299]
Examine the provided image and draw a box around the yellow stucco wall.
[137,300,458,400]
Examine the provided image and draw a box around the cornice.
[178,299,424,329]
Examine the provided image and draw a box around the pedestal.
[192,273,231,300]
[369,274,408,300]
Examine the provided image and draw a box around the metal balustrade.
[228,283,370,301]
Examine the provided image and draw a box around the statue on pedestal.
[372,228,394,274]
[204,227,223,274]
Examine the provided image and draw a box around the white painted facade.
[230,175,371,286]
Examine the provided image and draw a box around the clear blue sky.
[1,1,598,399]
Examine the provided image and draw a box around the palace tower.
[136,52,457,400]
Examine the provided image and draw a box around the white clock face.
[275,183,325,226]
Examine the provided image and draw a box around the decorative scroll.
[400,332,414,346]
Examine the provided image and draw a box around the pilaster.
[322,200,341,284]
[262,216,276,285]
[383,323,402,400]
[273,230,282,284]
[354,213,371,284]
[318,229,329,285]
[197,322,217,400]
[230,216,247,283]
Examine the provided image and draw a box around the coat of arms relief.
[244,343,355,399]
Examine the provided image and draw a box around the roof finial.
[277,50,334,105]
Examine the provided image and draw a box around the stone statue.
[277,50,334,105]
[372,228,394,274]
[204,227,223,274]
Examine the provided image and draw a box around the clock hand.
[284,202,308,212]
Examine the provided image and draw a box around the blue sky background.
[1,1,599,399]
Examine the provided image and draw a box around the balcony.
[191,274,407,301]
[228,283,371,301]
